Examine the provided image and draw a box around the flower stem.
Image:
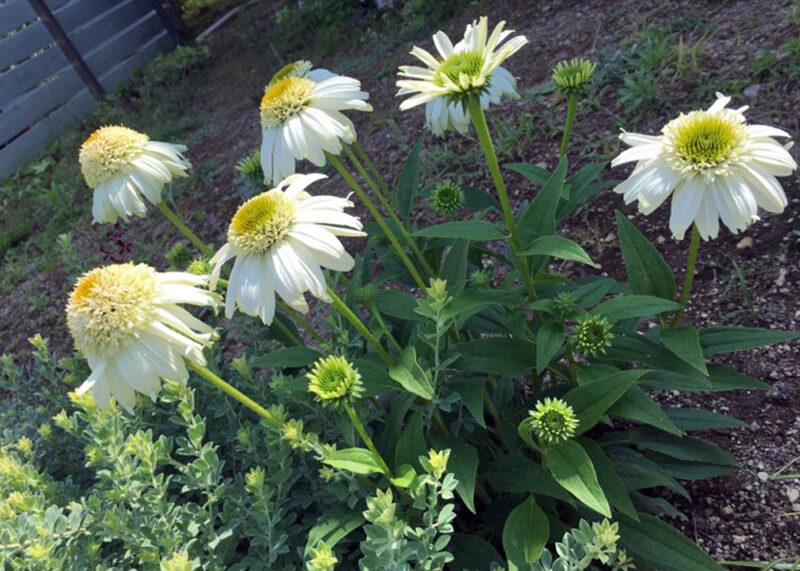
[327,152,427,289]
[270,314,304,347]
[344,145,434,277]
[559,93,578,159]
[369,305,403,354]
[327,286,395,366]
[467,98,537,302]
[352,139,396,209]
[186,360,282,429]
[671,224,702,328]
[345,403,391,476]
[157,201,213,258]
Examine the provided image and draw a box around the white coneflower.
[79,125,190,224]
[210,173,365,325]
[66,263,218,410]
[612,93,797,240]
[396,16,527,116]
[259,61,372,185]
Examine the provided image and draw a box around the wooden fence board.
[0,65,82,145]
[0,88,94,179]
[0,20,52,72]
[55,0,120,35]
[0,45,68,106]
[0,0,37,37]
[70,0,153,54]
[45,0,75,12]
[99,29,172,91]
[84,11,164,79]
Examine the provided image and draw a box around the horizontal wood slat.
[84,11,164,80]
[0,0,37,37]
[0,21,52,72]
[98,29,172,91]
[55,0,121,35]
[70,0,153,54]
[0,45,68,106]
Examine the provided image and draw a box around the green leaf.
[413,220,507,241]
[707,365,771,391]
[664,408,747,431]
[522,235,598,267]
[518,158,568,243]
[444,289,525,322]
[619,514,725,571]
[440,239,470,288]
[445,440,479,514]
[571,278,615,308]
[486,454,572,501]
[507,162,551,185]
[579,437,639,520]
[608,447,690,499]
[593,295,680,323]
[615,210,676,301]
[606,333,709,380]
[535,322,564,374]
[394,409,426,470]
[547,440,611,517]
[450,376,486,428]
[390,464,417,488]
[699,326,800,356]
[639,370,713,392]
[624,429,739,467]
[323,448,384,475]
[250,347,322,370]
[454,338,536,376]
[450,534,504,571]
[564,369,648,435]
[609,386,682,436]
[305,508,365,555]
[377,393,415,458]
[355,358,397,397]
[388,347,434,400]
[461,185,501,211]
[397,135,423,219]
[376,290,424,321]
[503,495,549,570]
[660,326,708,374]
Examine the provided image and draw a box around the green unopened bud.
[234,149,264,185]
[16,436,32,456]
[591,519,620,551]
[614,548,636,570]
[423,448,450,480]
[245,466,265,493]
[186,258,212,276]
[307,356,363,408]
[165,241,192,270]
[307,541,338,571]
[552,291,577,318]
[529,397,579,444]
[38,423,53,439]
[573,315,613,356]
[356,283,379,307]
[425,278,448,303]
[470,268,493,288]
[268,59,312,86]
[552,57,596,95]
[159,550,191,571]
[431,181,464,216]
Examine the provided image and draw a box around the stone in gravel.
[743,84,762,99]
[766,381,793,405]
[732,535,747,544]
[757,471,770,482]
[722,505,734,515]
[736,236,753,249]
[787,487,800,503]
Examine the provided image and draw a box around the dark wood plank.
[83,10,164,79]
[98,28,173,91]
[45,0,74,12]
[70,0,153,54]
[0,88,95,179]
[55,0,120,34]
[0,21,53,73]
[0,45,68,106]
[0,65,83,146]
[0,0,37,37]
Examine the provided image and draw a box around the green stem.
[467,98,537,302]
[186,361,282,429]
[559,93,578,159]
[327,286,394,366]
[327,152,427,290]
[278,301,326,344]
[369,305,403,354]
[345,403,391,476]
[344,145,434,277]
[353,139,396,209]
[671,224,701,328]
[157,201,213,258]
[271,315,303,346]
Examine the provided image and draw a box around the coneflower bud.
[552,57,596,96]
[431,181,464,217]
[573,315,614,357]
[306,356,363,408]
[529,397,579,444]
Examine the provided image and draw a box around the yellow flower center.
[79,126,149,188]
[668,112,744,169]
[228,190,295,254]
[67,263,157,358]
[260,77,315,128]
[435,51,485,89]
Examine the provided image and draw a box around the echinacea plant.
[5,13,797,571]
